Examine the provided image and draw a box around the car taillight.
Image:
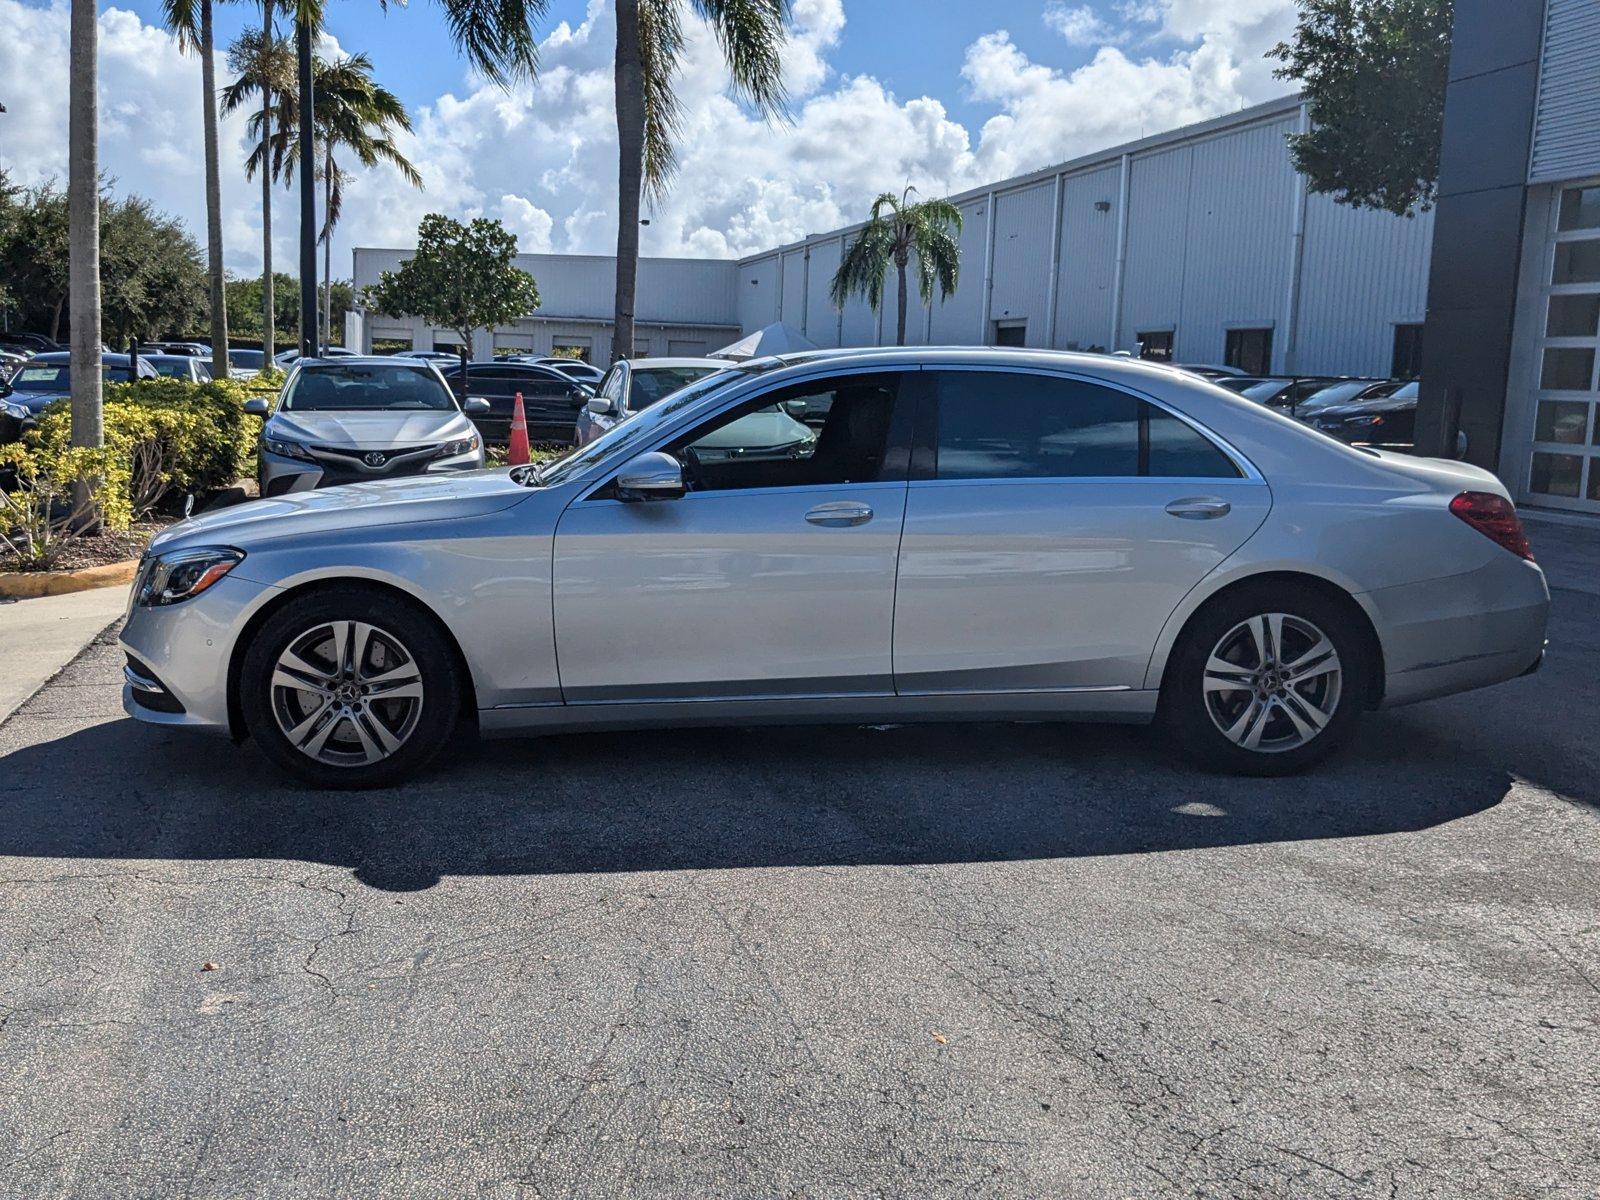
[1449,491,1533,561]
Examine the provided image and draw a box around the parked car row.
[1191,370,1422,449]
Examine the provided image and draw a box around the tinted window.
[931,371,1237,480]
[630,366,719,410]
[669,373,904,493]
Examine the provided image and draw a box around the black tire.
[240,587,464,789]
[1160,581,1370,776]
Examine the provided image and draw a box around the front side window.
[281,364,457,412]
[929,371,1238,480]
[668,373,906,493]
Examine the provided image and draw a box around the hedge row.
[1,376,275,564]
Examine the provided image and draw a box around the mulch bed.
[2,516,176,574]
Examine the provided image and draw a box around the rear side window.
[930,371,1239,480]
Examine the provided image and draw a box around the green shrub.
[25,377,268,517]
[0,441,125,568]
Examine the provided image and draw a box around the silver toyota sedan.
[120,348,1550,788]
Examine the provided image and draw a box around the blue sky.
[106,0,1135,131]
[1,0,1298,272]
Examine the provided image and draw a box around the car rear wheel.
[1161,583,1368,775]
[240,588,462,788]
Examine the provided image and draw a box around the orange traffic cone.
[507,391,531,466]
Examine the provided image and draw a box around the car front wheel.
[1162,583,1368,776]
[240,588,463,788]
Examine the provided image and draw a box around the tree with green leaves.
[611,0,791,361]
[0,180,205,345]
[226,273,351,345]
[362,214,541,381]
[830,187,963,346]
[160,0,231,377]
[224,8,297,362]
[225,50,421,350]
[1270,0,1454,216]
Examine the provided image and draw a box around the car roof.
[623,357,730,369]
[27,351,132,365]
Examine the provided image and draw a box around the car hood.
[5,388,68,413]
[151,469,534,556]
[268,408,473,448]
[1312,395,1418,420]
[695,410,812,449]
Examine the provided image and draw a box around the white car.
[574,358,731,446]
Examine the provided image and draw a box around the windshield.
[534,368,753,487]
[229,350,264,368]
[1239,380,1288,403]
[280,363,457,412]
[630,366,721,410]
[13,364,131,392]
[150,359,193,379]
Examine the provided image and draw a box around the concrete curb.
[0,559,139,599]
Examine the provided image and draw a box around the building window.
[1137,330,1174,362]
[992,320,1027,347]
[1392,324,1424,379]
[552,340,591,362]
[1224,327,1273,376]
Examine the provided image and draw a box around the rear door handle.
[1164,497,1232,520]
[805,501,873,527]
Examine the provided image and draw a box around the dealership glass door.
[1527,183,1600,512]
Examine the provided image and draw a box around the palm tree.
[161,0,231,378]
[225,7,294,362]
[830,187,963,346]
[611,0,791,362]
[239,52,422,348]
[224,21,303,353]
[68,0,102,477]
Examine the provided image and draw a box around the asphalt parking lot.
[1,524,1596,1199]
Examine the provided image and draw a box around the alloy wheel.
[269,620,425,768]
[1201,612,1343,754]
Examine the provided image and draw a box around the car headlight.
[262,432,314,460]
[437,433,481,458]
[1347,415,1385,427]
[135,547,245,607]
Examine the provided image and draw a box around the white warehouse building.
[350,94,1434,380]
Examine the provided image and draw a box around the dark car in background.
[440,360,594,444]
[1,351,159,417]
[1229,376,1361,413]
[1304,380,1420,447]
[0,333,62,356]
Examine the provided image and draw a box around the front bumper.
[120,572,280,733]
[1369,554,1551,708]
[258,446,485,496]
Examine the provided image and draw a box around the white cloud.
[0,0,1297,278]
[1044,4,1123,47]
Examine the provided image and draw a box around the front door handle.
[805,501,874,527]
[1164,497,1232,520]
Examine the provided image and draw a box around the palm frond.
[690,0,790,116]
[830,218,895,312]
[160,0,202,53]
[639,0,685,198]
[435,0,547,88]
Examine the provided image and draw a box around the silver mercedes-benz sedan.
[120,348,1549,788]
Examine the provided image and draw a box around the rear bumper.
[1367,554,1551,708]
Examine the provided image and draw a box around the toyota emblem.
[362,451,387,467]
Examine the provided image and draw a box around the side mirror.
[463,397,491,414]
[615,451,685,501]
[586,396,614,415]
[242,397,269,417]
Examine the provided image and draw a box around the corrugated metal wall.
[1056,166,1121,351]
[1530,0,1600,183]
[734,96,1435,378]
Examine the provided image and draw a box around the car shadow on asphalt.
[0,711,1526,891]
